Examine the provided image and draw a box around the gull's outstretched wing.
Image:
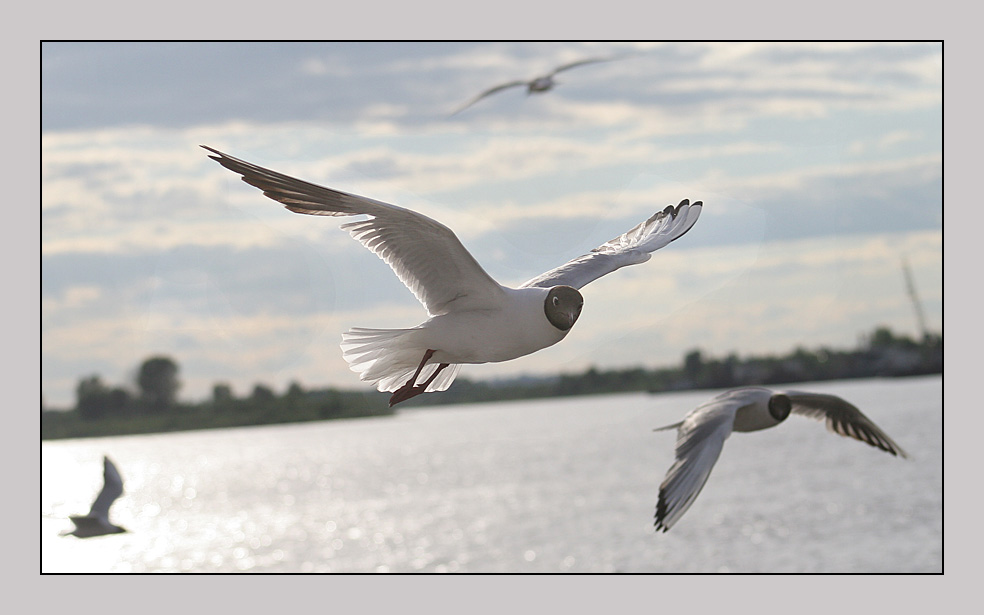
[783,391,909,458]
[88,456,124,519]
[68,516,105,532]
[450,80,530,116]
[520,199,701,290]
[654,397,737,532]
[547,56,618,77]
[203,146,505,316]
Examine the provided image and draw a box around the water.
[41,375,942,573]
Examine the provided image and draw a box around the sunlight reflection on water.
[42,376,941,573]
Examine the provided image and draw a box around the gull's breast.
[424,286,569,364]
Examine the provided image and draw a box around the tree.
[137,356,180,413]
[285,381,305,411]
[683,349,704,384]
[76,375,110,420]
[286,381,305,400]
[212,383,235,413]
[869,326,898,348]
[213,383,234,403]
[76,375,132,420]
[250,384,277,411]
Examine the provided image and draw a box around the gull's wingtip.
[678,198,702,214]
[449,98,482,117]
[656,198,702,239]
[653,421,683,432]
[688,200,703,223]
[654,502,672,533]
[200,145,224,163]
[661,198,702,222]
[678,199,703,231]
[200,144,223,158]
[880,439,909,459]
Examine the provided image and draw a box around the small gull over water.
[62,456,128,538]
[652,387,907,532]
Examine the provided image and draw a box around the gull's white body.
[653,387,907,532]
[203,146,701,402]
[342,286,566,392]
[63,456,127,538]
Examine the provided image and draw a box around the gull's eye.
[553,296,560,306]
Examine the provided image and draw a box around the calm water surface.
[41,376,942,573]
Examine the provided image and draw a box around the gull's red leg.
[389,349,437,406]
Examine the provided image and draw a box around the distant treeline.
[42,325,941,440]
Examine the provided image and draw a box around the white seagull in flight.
[203,146,701,406]
[63,456,127,538]
[450,56,618,116]
[652,387,908,532]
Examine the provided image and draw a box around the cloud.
[41,224,942,407]
[847,130,924,156]
[42,42,941,133]
[42,118,940,262]
[41,42,942,408]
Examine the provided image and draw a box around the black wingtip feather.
[654,495,671,533]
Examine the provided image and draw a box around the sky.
[41,41,943,408]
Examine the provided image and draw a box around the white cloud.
[41,225,941,407]
[298,56,351,77]
[49,115,934,257]
[41,42,942,409]
[847,130,924,156]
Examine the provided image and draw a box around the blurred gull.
[450,56,619,116]
[203,146,701,406]
[63,456,127,538]
[653,387,908,532]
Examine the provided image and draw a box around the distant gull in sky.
[450,56,619,116]
[203,146,701,406]
[62,456,128,538]
[653,387,908,532]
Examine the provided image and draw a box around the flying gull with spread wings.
[203,146,701,406]
[653,387,908,532]
[450,56,619,116]
[63,456,128,538]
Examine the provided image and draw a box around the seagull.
[63,456,127,538]
[203,146,701,406]
[450,56,619,116]
[653,387,908,533]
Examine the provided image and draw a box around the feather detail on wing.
[450,81,529,116]
[783,391,908,458]
[521,199,702,290]
[547,56,618,77]
[203,146,504,316]
[654,400,736,532]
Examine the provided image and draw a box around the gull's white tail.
[341,328,461,393]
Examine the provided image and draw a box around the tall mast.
[902,257,929,341]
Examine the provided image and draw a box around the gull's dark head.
[768,393,792,423]
[544,285,583,331]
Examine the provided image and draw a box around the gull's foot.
[389,384,427,407]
